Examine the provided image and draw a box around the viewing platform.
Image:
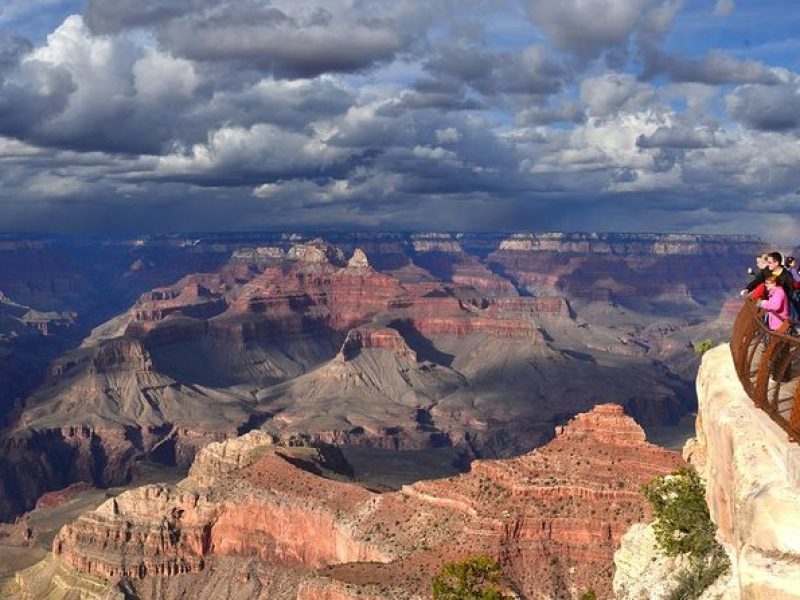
[730,297,800,444]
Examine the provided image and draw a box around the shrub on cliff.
[642,467,716,559]
[694,339,714,355]
[432,555,512,600]
[642,467,730,600]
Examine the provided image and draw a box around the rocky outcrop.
[613,523,736,600]
[16,405,684,600]
[683,345,800,599]
[336,327,416,362]
[89,337,153,373]
[346,249,370,270]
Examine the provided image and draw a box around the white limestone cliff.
[614,344,800,599]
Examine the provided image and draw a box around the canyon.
[0,232,771,522]
[0,232,767,522]
[2,404,684,599]
[0,231,791,598]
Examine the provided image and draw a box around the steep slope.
[0,336,253,520]
[254,326,466,449]
[3,404,684,600]
[0,235,721,521]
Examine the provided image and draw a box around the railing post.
[730,299,800,443]
[754,334,784,410]
[791,387,800,432]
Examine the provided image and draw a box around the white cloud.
[0,136,45,159]
[580,73,656,117]
[435,127,461,144]
[532,110,669,174]
[153,123,346,179]
[133,48,197,100]
[412,145,458,161]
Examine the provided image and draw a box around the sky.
[0,0,799,239]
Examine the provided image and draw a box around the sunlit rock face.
[0,405,682,599]
[685,345,800,600]
[613,522,737,600]
[0,232,764,523]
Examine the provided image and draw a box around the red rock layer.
[337,327,417,362]
[50,405,683,599]
[122,244,572,348]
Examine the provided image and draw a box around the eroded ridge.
[14,405,686,600]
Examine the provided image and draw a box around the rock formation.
[4,404,683,599]
[686,345,800,599]
[613,523,735,600]
[0,233,765,523]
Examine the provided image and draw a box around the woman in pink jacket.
[758,274,789,331]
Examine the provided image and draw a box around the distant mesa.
[411,232,464,254]
[287,239,346,265]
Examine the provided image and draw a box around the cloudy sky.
[0,0,799,238]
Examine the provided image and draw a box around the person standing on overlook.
[742,252,794,301]
[758,274,789,331]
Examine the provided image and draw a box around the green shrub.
[694,339,714,356]
[642,468,730,600]
[432,555,512,600]
[642,467,716,559]
[579,589,597,600]
[667,554,730,600]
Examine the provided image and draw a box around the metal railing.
[730,297,800,444]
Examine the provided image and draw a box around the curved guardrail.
[730,297,800,443]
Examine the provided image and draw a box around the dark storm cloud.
[0,52,76,142]
[644,49,781,85]
[160,19,403,79]
[188,77,355,132]
[83,0,440,79]
[515,102,586,126]
[397,77,484,112]
[726,83,800,131]
[0,34,31,68]
[410,42,568,115]
[84,0,196,33]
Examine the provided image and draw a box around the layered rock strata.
[0,232,763,523]
[5,405,684,599]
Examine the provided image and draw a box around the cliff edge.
[615,344,800,599]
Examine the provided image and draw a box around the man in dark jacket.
[743,252,798,322]
[742,252,794,299]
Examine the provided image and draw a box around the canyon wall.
[4,405,683,599]
[687,345,800,599]
[616,345,800,599]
